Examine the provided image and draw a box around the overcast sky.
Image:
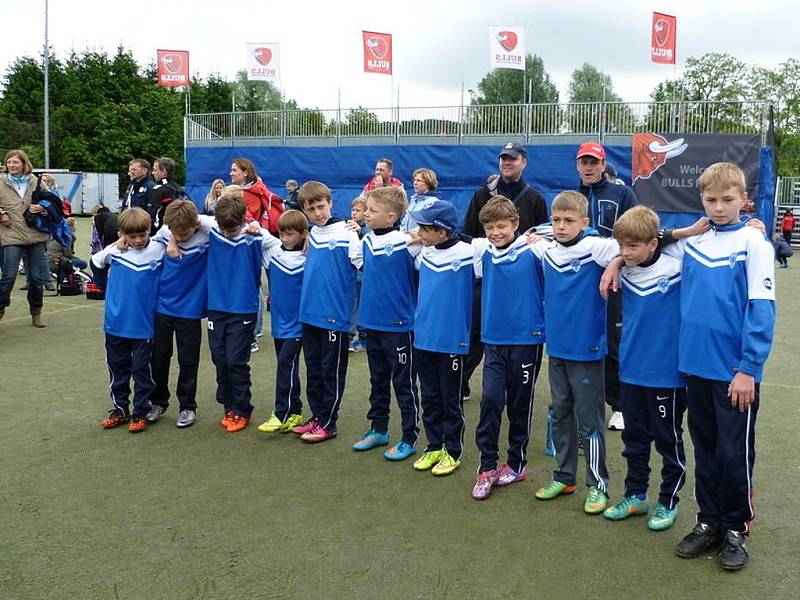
[1,0,797,111]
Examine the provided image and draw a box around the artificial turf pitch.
[1,218,799,599]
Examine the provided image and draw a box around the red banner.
[157,49,190,87]
[362,31,392,75]
[651,13,676,64]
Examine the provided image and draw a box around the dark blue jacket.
[578,177,638,238]
[127,176,155,210]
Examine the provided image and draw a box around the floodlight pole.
[43,0,50,168]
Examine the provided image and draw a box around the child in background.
[601,206,687,530]
[92,208,164,433]
[257,209,309,433]
[408,199,479,476]
[293,181,362,443]
[772,232,792,268]
[147,200,209,429]
[351,186,421,460]
[470,197,545,500]
[349,196,371,352]
[531,191,619,514]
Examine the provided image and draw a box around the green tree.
[566,63,634,134]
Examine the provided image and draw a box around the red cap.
[576,142,606,160]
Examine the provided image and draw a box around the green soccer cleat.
[257,413,283,433]
[534,480,577,500]
[431,452,461,476]
[584,486,609,514]
[280,414,304,433]
[648,503,679,531]
[413,449,445,471]
[603,495,649,521]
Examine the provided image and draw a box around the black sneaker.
[675,522,724,558]
[719,530,749,570]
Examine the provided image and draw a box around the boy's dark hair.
[278,209,309,234]
[612,205,660,244]
[118,207,151,235]
[479,196,519,225]
[154,157,176,178]
[164,200,199,231]
[215,189,246,231]
[366,186,407,217]
[298,181,332,209]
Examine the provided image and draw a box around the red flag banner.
[157,49,190,86]
[362,31,392,75]
[651,13,676,64]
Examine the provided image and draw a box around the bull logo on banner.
[161,53,183,75]
[496,30,518,52]
[366,36,389,60]
[632,134,687,183]
[632,133,761,214]
[156,49,189,87]
[362,31,392,75]
[254,47,272,65]
[653,18,670,47]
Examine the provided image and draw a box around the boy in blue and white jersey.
[470,197,545,500]
[671,163,775,571]
[350,186,421,461]
[407,199,479,477]
[292,181,363,444]
[598,206,687,531]
[93,208,164,433]
[255,209,309,435]
[146,200,208,429]
[206,189,265,434]
[530,191,619,514]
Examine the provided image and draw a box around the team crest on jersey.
[728,252,738,268]
[569,258,582,272]
[328,239,338,250]
[507,246,518,261]
[384,243,394,255]
[149,261,160,271]
[763,277,773,290]
[657,277,670,293]
[451,259,462,271]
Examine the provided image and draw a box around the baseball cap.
[407,199,459,233]
[499,142,527,159]
[576,142,606,160]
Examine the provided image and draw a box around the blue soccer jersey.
[474,236,545,346]
[152,226,209,319]
[359,229,420,332]
[532,233,619,361]
[206,220,264,315]
[676,223,775,382]
[299,220,363,332]
[619,252,684,388]
[91,240,164,339]
[259,232,306,339]
[414,239,479,355]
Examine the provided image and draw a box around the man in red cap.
[576,141,639,432]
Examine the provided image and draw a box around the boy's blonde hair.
[551,190,588,218]
[366,186,408,217]
[298,181,332,209]
[479,196,519,226]
[351,197,367,210]
[118,207,151,235]
[278,209,309,234]
[412,168,438,191]
[215,189,246,231]
[698,162,746,195]
[164,199,199,231]
[612,205,660,243]
[40,173,56,190]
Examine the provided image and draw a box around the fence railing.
[185,101,770,145]
[776,177,800,205]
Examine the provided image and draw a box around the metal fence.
[776,177,800,205]
[186,101,770,145]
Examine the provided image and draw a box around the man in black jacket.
[461,143,550,400]
[576,141,639,432]
[146,157,186,233]
[124,158,155,211]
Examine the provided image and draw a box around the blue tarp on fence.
[186,143,775,230]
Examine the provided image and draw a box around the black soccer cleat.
[675,522,724,558]
[719,530,749,571]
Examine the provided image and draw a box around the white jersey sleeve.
[591,237,620,267]
[746,230,776,301]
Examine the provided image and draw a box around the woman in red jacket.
[781,208,795,245]
[229,158,282,233]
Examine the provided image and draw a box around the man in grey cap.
[461,143,549,401]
